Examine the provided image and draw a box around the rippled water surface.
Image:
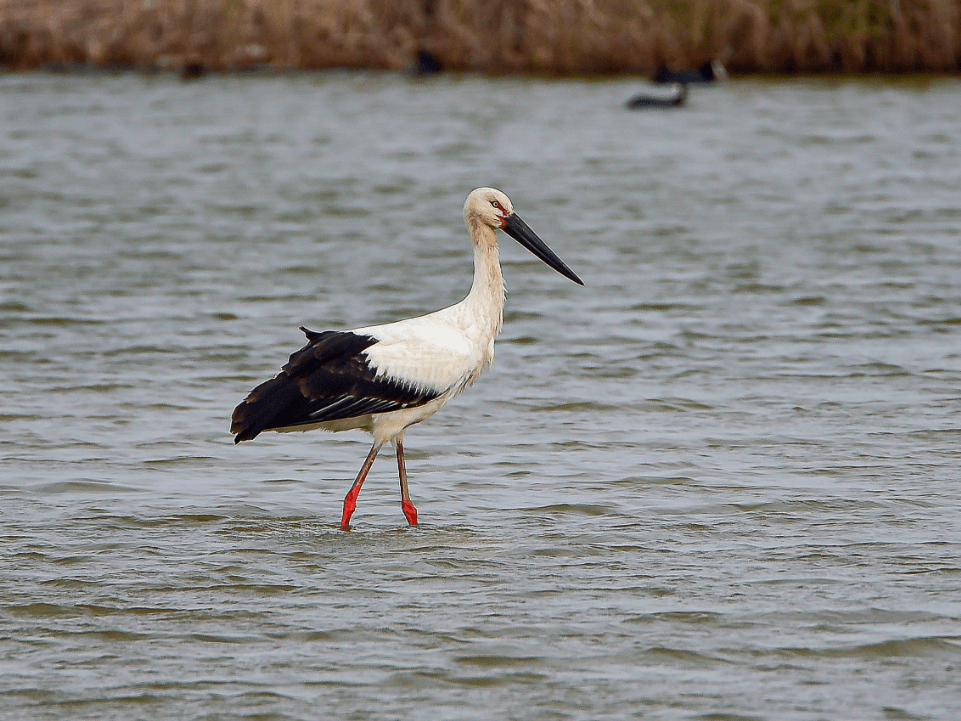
[2,71,961,719]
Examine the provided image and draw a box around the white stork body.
[232,188,582,529]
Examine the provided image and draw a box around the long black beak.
[501,213,584,286]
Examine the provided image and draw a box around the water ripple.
[1,72,960,720]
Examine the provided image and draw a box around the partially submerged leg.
[341,441,383,530]
[393,437,417,526]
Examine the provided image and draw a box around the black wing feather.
[231,328,440,443]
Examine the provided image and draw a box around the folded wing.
[231,328,442,443]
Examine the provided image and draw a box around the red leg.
[394,439,418,526]
[341,442,382,531]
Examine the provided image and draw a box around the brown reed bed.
[1,0,959,75]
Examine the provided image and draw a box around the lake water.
[2,70,960,720]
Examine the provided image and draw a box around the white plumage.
[232,187,583,529]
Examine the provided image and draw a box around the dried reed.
[1,0,959,74]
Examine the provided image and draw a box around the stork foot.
[340,441,382,531]
[402,499,418,526]
[341,488,361,531]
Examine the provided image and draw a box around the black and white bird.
[231,188,583,530]
[654,60,726,84]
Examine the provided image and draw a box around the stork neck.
[464,224,505,330]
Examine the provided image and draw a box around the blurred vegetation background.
[2,0,959,75]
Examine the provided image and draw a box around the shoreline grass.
[2,0,959,76]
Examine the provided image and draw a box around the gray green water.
[2,71,960,720]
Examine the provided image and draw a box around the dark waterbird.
[654,60,726,84]
[413,50,442,76]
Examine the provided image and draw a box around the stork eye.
[491,200,502,210]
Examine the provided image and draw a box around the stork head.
[463,187,514,230]
[463,187,584,286]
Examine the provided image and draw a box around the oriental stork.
[231,187,583,529]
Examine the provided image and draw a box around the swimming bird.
[413,49,443,76]
[654,60,726,84]
[231,188,584,530]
